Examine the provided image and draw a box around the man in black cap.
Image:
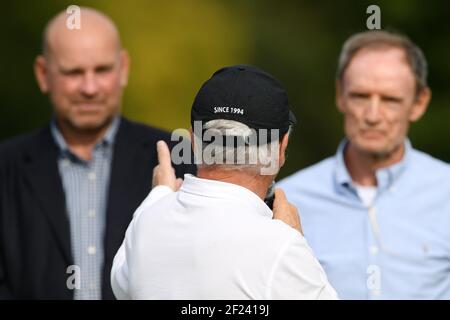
[111,65,337,299]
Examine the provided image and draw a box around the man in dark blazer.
[0,7,195,299]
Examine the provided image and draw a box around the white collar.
[181,174,274,219]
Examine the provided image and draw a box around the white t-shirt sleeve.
[110,185,174,300]
[269,232,339,300]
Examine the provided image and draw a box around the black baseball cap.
[191,65,297,143]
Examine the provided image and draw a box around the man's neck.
[56,119,113,161]
[344,142,405,187]
[197,167,273,200]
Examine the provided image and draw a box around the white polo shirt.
[111,174,338,300]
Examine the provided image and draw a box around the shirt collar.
[50,116,121,156]
[334,138,412,193]
[180,174,274,219]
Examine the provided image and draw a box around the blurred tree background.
[1,0,449,179]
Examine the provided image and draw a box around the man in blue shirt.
[279,30,450,299]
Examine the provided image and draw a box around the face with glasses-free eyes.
[34,10,130,134]
[336,46,431,158]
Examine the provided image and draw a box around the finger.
[175,178,183,190]
[156,140,172,169]
[273,188,288,206]
[152,165,159,187]
[274,188,287,200]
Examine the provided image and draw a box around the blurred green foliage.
[1,0,449,179]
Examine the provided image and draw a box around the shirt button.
[389,186,396,193]
[87,246,97,255]
[368,206,376,216]
[88,209,96,218]
[370,245,379,255]
[90,282,97,290]
[88,172,97,181]
[62,159,70,167]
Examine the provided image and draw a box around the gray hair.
[337,30,428,94]
[196,119,289,175]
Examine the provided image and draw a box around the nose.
[364,96,382,124]
[80,72,99,97]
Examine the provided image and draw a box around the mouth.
[360,130,385,139]
[74,102,104,112]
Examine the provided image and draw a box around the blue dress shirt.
[51,117,120,299]
[278,139,450,299]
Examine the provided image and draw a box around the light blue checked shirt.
[278,139,450,299]
[51,117,120,300]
